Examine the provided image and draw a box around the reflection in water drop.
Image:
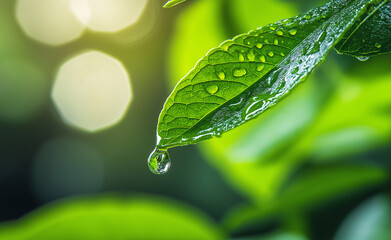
[356,56,369,61]
[148,148,171,175]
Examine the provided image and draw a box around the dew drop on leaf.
[256,43,263,49]
[239,53,245,61]
[274,39,279,45]
[288,29,297,35]
[256,64,264,72]
[233,68,247,77]
[148,148,171,174]
[356,56,370,61]
[375,43,382,48]
[268,51,274,57]
[276,31,283,36]
[260,56,266,62]
[247,51,255,61]
[206,84,219,94]
[217,72,225,80]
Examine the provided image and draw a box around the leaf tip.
[163,0,186,8]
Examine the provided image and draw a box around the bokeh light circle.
[70,0,148,32]
[15,0,85,46]
[52,51,132,132]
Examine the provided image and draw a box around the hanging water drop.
[356,56,369,61]
[148,148,171,175]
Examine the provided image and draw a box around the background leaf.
[334,195,391,240]
[336,1,391,57]
[0,195,223,240]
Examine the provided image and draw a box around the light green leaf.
[0,195,223,240]
[336,1,391,57]
[156,0,379,149]
[334,195,391,240]
[163,0,186,8]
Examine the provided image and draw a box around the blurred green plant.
[0,195,223,240]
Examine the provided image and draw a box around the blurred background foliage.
[0,0,390,239]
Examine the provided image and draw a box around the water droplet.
[260,56,266,62]
[218,71,225,80]
[288,29,297,36]
[239,53,244,61]
[256,43,263,49]
[304,14,311,19]
[356,56,369,61]
[247,51,255,61]
[276,31,283,36]
[148,148,171,175]
[375,43,381,48]
[270,26,276,30]
[268,51,274,57]
[264,39,269,44]
[274,39,279,45]
[280,52,285,57]
[206,84,219,94]
[233,68,247,77]
[256,64,264,72]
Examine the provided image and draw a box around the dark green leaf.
[156,0,379,149]
[163,0,186,8]
[336,1,391,57]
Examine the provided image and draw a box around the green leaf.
[0,195,223,240]
[222,163,387,233]
[334,195,391,240]
[336,1,391,57]
[200,56,391,205]
[163,0,186,8]
[156,0,379,149]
